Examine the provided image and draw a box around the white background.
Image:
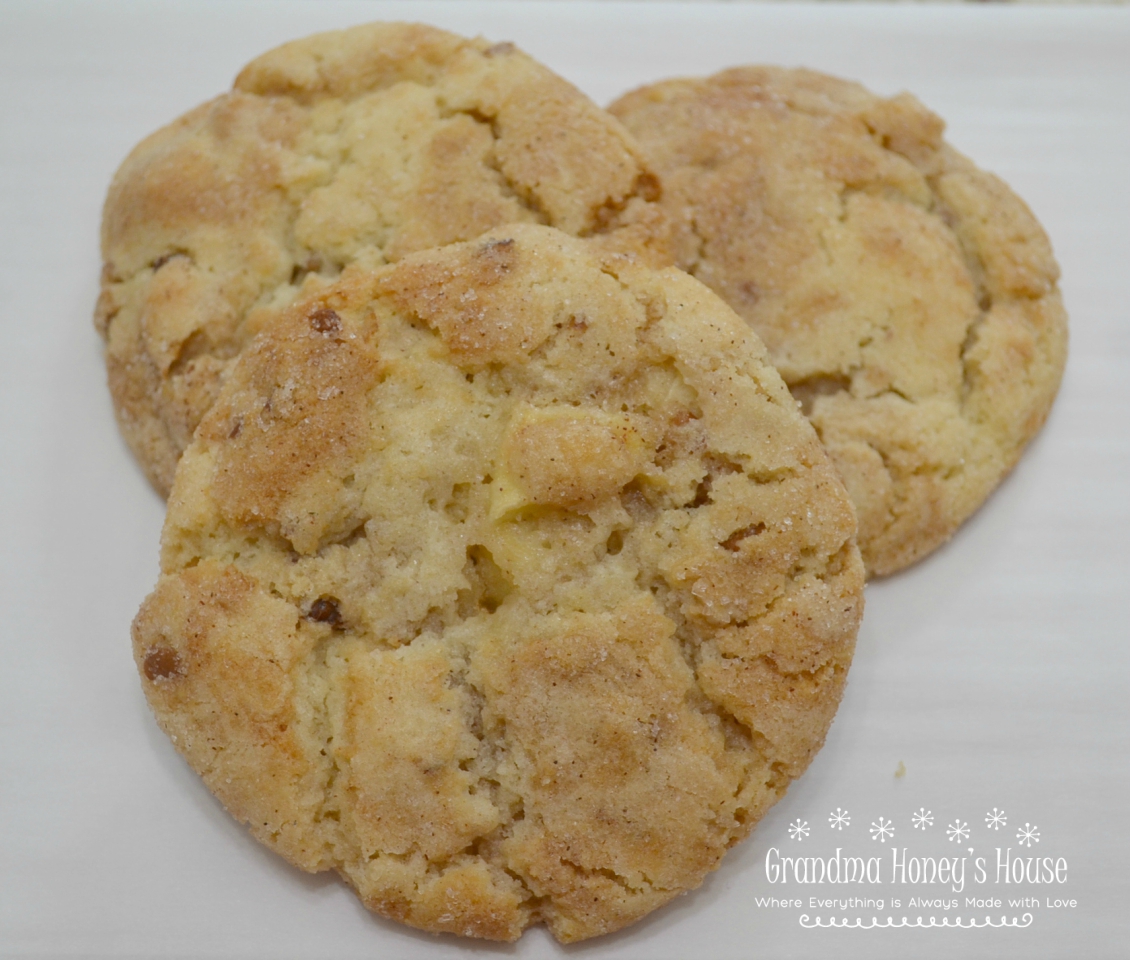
[1,2,1128,958]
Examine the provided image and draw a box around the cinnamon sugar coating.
[134,226,863,942]
[611,67,1067,575]
[97,22,668,495]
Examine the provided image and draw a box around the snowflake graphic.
[788,819,810,841]
[870,817,895,843]
[985,807,1007,831]
[828,807,851,831]
[947,820,970,843]
[1017,823,1041,847]
[911,807,934,830]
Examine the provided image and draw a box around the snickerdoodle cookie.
[611,67,1067,575]
[132,225,863,942]
[97,22,667,495]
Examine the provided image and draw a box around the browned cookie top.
[96,22,668,495]
[133,225,863,943]
[611,67,1067,576]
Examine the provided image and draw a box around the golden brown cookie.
[96,22,668,496]
[611,67,1068,576]
[133,225,863,942]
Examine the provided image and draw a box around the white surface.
[1,2,1128,958]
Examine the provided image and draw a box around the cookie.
[96,22,668,496]
[132,225,863,942]
[610,67,1068,576]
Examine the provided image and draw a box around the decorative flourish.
[1017,823,1040,847]
[870,817,895,843]
[947,820,970,843]
[985,808,1007,830]
[788,819,810,841]
[911,808,934,830]
[828,807,851,831]
[799,914,1034,929]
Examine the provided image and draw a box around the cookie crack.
[168,521,299,572]
[861,434,961,549]
[924,176,995,426]
[101,100,356,391]
[309,634,344,835]
[440,651,538,900]
[99,249,197,343]
[443,104,553,226]
[583,170,661,240]
[682,209,708,277]
[788,372,852,416]
[850,437,902,547]
[636,601,783,850]
[839,181,931,215]
[559,858,658,896]
[279,97,383,279]
[454,105,555,225]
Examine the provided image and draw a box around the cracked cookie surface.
[132,225,863,942]
[610,67,1068,575]
[96,21,668,496]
